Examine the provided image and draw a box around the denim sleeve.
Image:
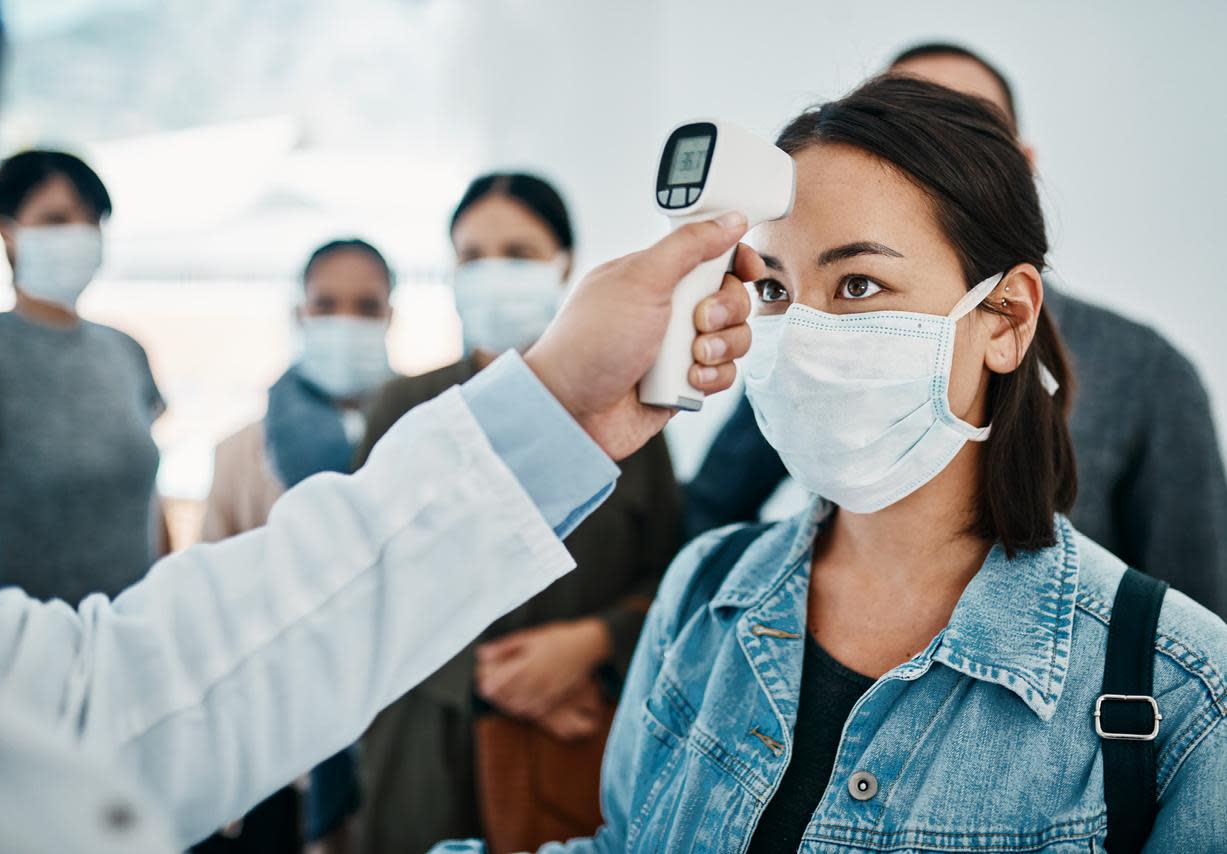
[1117,346,1227,621]
[461,352,620,539]
[1144,716,1226,851]
[683,391,789,541]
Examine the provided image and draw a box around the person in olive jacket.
[353,173,682,854]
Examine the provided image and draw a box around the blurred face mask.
[452,257,564,354]
[744,273,1004,513]
[296,315,393,400]
[14,224,104,309]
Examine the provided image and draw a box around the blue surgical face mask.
[295,315,393,400]
[14,224,103,309]
[744,274,1012,513]
[451,257,565,354]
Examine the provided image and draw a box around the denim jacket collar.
[710,500,1080,721]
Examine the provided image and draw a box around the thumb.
[641,212,748,288]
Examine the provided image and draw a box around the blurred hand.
[533,678,607,742]
[525,215,762,459]
[474,618,611,721]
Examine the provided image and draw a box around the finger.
[476,663,519,700]
[689,361,737,394]
[731,243,766,283]
[695,273,752,334]
[693,323,751,366]
[475,637,523,661]
[641,213,748,286]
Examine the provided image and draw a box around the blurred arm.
[683,392,788,541]
[597,433,682,681]
[1118,347,1227,619]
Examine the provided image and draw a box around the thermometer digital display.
[667,135,712,185]
[639,119,795,411]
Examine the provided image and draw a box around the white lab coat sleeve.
[0,382,602,848]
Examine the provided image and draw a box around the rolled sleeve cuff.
[461,352,620,538]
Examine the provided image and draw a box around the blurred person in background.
[0,149,165,606]
[198,238,398,854]
[684,42,1227,618]
[354,173,681,854]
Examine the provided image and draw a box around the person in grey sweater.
[685,43,1227,618]
[0,150,164,606]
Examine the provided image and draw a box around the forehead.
[750,143,949,263]
[451,195,557,246]
[890,54,1010,118]
[305,250,389,291]
[18,174,93,216]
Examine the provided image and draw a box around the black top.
[746,635,874,854]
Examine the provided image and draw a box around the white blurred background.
[2,0,1224,538]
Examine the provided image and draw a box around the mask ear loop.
[948,272,1061,398]
[948,273,1005,320]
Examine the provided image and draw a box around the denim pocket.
[625,700,687,850]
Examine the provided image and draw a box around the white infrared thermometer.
[638,119,795,411]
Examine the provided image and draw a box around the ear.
[0,218,17,270]
[1020,140,1038,172]
[984,264,1043,376]
[559,250,574,282]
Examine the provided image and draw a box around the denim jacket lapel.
[709,502,1079,724]
[932,515,1080,721]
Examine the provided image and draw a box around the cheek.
[945,318,992,425]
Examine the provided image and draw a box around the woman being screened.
[436,76,1226,854]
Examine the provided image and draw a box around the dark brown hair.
[450,172,574,251]
[776,75,1076,555]
[0,149,112,221]
[302,237,394,292]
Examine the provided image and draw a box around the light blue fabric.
[461,351,619,539]
[265,367,355,488]
[433,500,1227,853]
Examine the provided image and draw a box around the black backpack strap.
[676,523,772,629]
[1098,567,1168,854]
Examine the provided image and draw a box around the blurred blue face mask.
[14,224,103,309]
[744,273,1015,513]
[296,315,393,400]
[452,257,565,354]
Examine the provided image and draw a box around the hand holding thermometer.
[639,120,795,411]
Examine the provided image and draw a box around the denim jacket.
[436,501,1227,853]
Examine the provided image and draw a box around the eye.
[837,275,884,300]
[754,278,790,304]
[357,298,384,316]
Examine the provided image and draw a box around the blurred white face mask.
[14,224,103,309]
[296,315,393,400]
[452,257,565,354]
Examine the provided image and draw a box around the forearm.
[0,357,619,847]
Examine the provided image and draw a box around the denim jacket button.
[848,770,878,801]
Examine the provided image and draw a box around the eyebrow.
[817,241,904,267]
[760,253,785,273]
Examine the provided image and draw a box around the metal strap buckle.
[1094,694,1162,741]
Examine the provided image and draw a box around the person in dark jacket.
[685,43,1227,619]
[354,173,682,854]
